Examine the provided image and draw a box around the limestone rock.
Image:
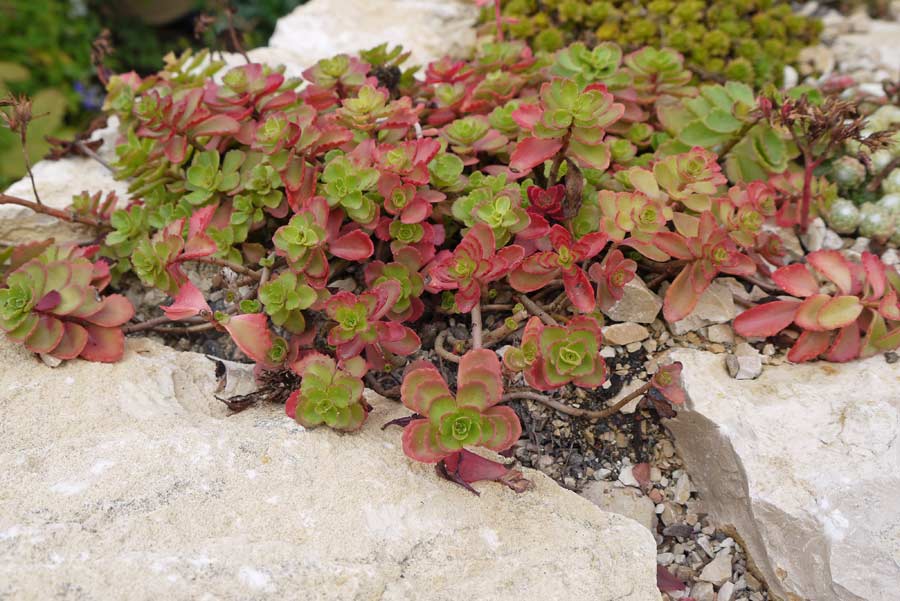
[1,118,127,245]
[0,336,660,601]
[581,481,656,533]
[269,0,478,69]
[669,281,737,336]
[667,348,900,601]
[601,277,663,324]
[602,322,650,346]
[698,550,732,586]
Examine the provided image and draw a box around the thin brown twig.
[188,256,261,279]
[482,309,529,347]
[122,315,204,334]
[434,330,461,363]
[517,293,558,326]
[869,154,900,192]
[502,381,652,420]
[76,140,113,173]
[0,193,106,228]
[141,322,218,335]
[471,301,483,349]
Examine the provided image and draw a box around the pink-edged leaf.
[190,114,240,137]
[402,418,451,463]
[733,300,801,338]
[563,268,596,313]
[573,232,609,261]
[794,294,830,331]
[50,322,89,360]
[181,233,217,261]
[772,263,818,298]
[510,137,564,173]
[861,252,887,300]
[663,264,701,323]
[367,280,403,321]
[480,406,522,451]
[824,323,861,362]
[188,202,218,237]
[807,250,853,294]
[223,313,272,364]
[163,281,211,321]
[400,363,453,415]
[164,135,187,164]
[566,139,610,171]
[816,295,863,330]
[285,389,300,419]
[879,289,900,321]
[81,294,135,327]
[511,103,542,131]
[34,291,62,312]
[80,324,125,362]
[329,230,374,261]
[458,349,503,407]
[787,330,832,362]
[379,324,421,356]
[24,315,64,353]
[508,254,559,292]
[654,232,693,261]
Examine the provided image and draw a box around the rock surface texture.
[269,0,478,67]
[667,349,900,601]
[0,337,660,601]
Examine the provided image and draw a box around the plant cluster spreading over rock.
[1,30,899,491]
[480,0,822,86]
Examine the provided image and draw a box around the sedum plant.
[4,33,893,496]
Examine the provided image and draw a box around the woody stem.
[471,300,483,350]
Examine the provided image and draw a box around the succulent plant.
[735,251,900,362]
[857,204,895,240]
[400,349,521,462]
[831,156,867,189]
[825,198,861,235]
[484,0,821,87]
[0,257,134,362]
[503,315,608,390]
[285,353,370,431]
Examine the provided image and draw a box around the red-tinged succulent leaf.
[654,232,693,261]
[401,363,453,415]
[379,324,421,356]
[663,264,701,323]
[817,295,863,330]
[190,114,240,137]
[480,406,522,451]
[223,313,273,364]
[80,324,125,363]
[163,135,187,164]
[50,322,89,360]
[508,254,559,292]
[657,565,686,593]
[284,390,300,419]
[34,290,62,312]
[794,294,831,331]
[402,418,451,463]
[880,289,900,321]
[330,230,374,260]
[457,349,503,409]
[773,263,819,298]
[163,281,210,321]
[824,323,861,362]
[874,324,900,351]
[81,294,135,327]
[807,250,853,294]
[651,362,686,405]
[181,233,217,261]
[787,330,832,362]
[367,280,402,321]
[563,268,596,313]
[573,232,609,260]
[510,137,563,172]
[511,103,542,130]
[733,300,801,338]
[24,315,64,353]
[861,252,886,300]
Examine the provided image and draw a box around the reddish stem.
[493,0,503,41]
[0,193,106,229]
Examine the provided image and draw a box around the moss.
[486,0,822,87]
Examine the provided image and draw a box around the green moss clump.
[484,0,822,87]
